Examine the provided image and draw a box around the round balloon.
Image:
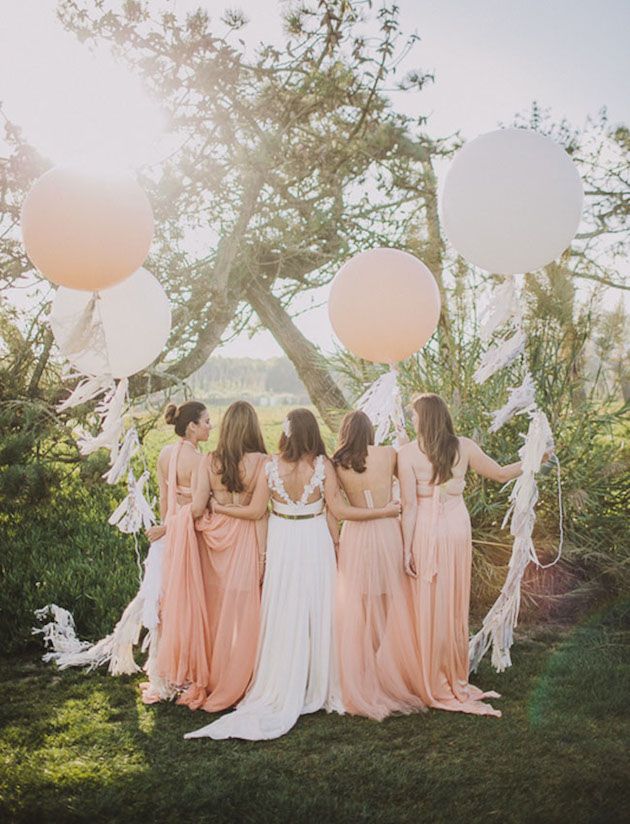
[50,268,171,378]
[441,128,583,274]
[328,248,441,363]
[21,165,154,290]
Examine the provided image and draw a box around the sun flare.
[0,4,165,172]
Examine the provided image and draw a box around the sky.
[1,0,629,358]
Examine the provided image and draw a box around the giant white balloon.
[441,128,583,274]
[50,268,171,378]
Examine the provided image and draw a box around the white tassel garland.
[473,329,527,384]
[357,366,406,446]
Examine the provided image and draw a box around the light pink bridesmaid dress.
[409,440,501,717]
[176,454,265,713]
[336,465,424,721]
[148,440,215,703]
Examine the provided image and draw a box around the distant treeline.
[188,357,309,406]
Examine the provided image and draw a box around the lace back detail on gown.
[265,454,325,511]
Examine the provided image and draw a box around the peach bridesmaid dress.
[148,440,215,703]
[336,459,424,720]
[409,440,501,717]
[176,454,265,712]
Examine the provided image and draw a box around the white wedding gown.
[185,454,344,741]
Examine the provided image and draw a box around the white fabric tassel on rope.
[32,604,92,660]
[469,409,555,673]
[33,602,143,675]
[58,294,100,357]
[56,374,115,413]
[103,427,140,485]
[489,372,537,433]
[473,328,527,385]
[32,537,168,677]
[357,366,406,445]
[76,378,128,459]
[480,276,522,342]
[109,469,155,534]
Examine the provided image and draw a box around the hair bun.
[164,403,178,426]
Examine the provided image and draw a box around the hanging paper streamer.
[469,276,563,673]
[56,373,115,412]
[75,378,128,459]
[356,365,406,446]
[109,469,155,534]
[33,539,174,689]
[480,276,522,342]
[473,328,527,384]
[489,372,536,433]
[103,427,140,485]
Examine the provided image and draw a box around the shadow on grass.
[1,604,628,823]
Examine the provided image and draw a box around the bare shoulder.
[369,444,395,456]
[158,444,173,469]
[256,452,272,470]
[458,436,475,453]
[397,441,417,463]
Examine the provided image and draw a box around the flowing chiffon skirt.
[176,512,260,712]
[410,495,501,717]
[185,505,343,741]
[149,504,215,700]
[336,518,424,720]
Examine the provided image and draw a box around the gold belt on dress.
[272,511,322,520]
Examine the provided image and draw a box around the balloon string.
[533,455,564,569]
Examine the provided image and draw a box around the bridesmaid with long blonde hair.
[332,411,424,721]
[398,393,548,717]
[179,401,268,712]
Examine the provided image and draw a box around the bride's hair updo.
[332,410,374,474]
[279,408,327,463]
[164,400,207,437]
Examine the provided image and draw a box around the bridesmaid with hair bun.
[141,400,212,703]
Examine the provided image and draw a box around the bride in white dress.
[184,408,399,741]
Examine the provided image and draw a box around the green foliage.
[0,406,334,654]
[1,603,628,822]
[0,476,139,654]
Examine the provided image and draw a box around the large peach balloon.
[21,165,154,291]
[328,248,441,363]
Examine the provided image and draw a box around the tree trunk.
[246,280,349,430]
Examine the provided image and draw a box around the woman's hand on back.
[146,524,166,543]
[380,500,401,518]
[403,549,417,578]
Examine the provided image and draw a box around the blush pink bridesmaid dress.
[147,445,262,713]
[176,454,265,713]
[409,441,501,717]
[336,487,425,721]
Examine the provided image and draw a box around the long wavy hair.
[279,408,327,463]
[412,393,459,485]
[211,401,267,493]
[332,410,374,473]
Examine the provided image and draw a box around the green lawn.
[1,600,628,824]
